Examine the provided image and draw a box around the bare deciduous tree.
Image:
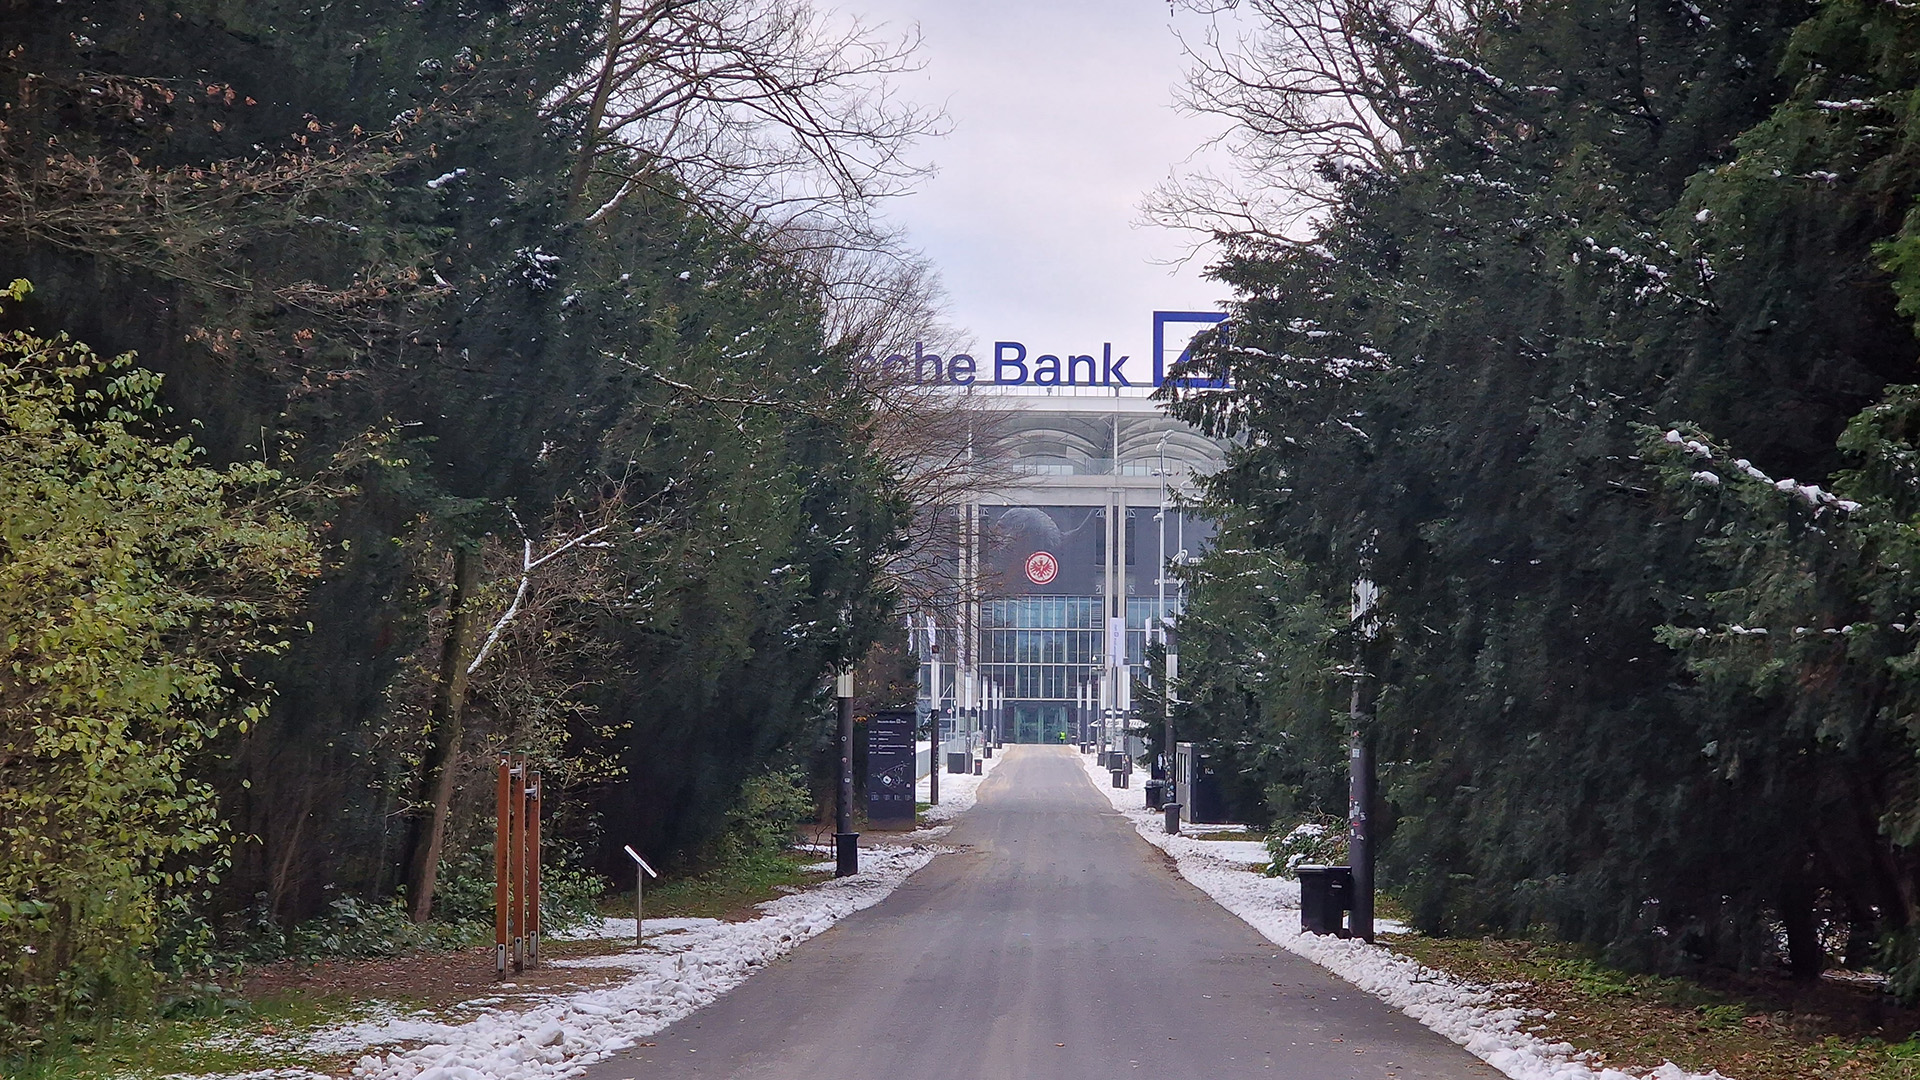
[550,0,1008,702]
[817,246,1016,623]
[0,71,428,355]
[555,0,945,246]
[405,493,656,921]
[1145,0,1471,247]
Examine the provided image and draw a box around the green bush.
[1882,927,1920,1005]
[1264,814,1350,878]
[206,891,467,967]
[707,768,813,868]
[287,895,468,960]
[433,841,606,935]
[0,283,316,1051]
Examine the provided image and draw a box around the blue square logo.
[1152,311,1229,388]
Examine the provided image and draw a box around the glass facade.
[913,398,1226,745]
[980,596,1101,702]
[977,595,1184,704]
[945,501,1214,742]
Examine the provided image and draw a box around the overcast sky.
[853,0,1236,368]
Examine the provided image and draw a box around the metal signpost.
[1076,682,1088,748]
[996,683,1004,748]
[623,844,658,943]
[984,681,998,753]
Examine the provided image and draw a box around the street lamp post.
[965,668,979,753]
[986,681,994,748]
[981,680,993,757]
[1097,680,1107,759]
[924,717,939,805]
[1163,626,1178,796]
[925,615,940,808]
[1349,559,1380,943]
[1076,681,1087,748]
[992,682,1003,748]
[834,669,858,877]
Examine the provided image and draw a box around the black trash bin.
[947,751,970,774]
[1296,865,1354,937]
[1145,780,1166,810]
[1110,768,1128,789]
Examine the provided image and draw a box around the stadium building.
[909,315,1230,749]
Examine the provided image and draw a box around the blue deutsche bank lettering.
[994,341,1028,384]
[851,311,1225,387]
[855,348,976,385]
[988,340,1128,386]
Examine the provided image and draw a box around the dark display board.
[984,504,1219,600]
[986,505,1104,596]
[865,708,918,825]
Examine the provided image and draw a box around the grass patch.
[1386,934,1920,1080]
[608,849,831,923]
[16,847,835,1077]
[3,991,373,1080]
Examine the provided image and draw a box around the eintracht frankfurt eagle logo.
[1025,550,1059,586]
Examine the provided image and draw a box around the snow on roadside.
[914,744,1002,826]
[191,844,944,1080]
[1076,752,1733,1080]
[548,915,719,942]
[201,753,1011,1080]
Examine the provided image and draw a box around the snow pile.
[548,915,721,942]
[1076,753,1733,1080]
[210,844,942,1080]
[914,744,1003,826]
[788,747,1000,873]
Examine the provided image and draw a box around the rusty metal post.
[527,769,542,969]
[509,753,526,972]
[494,755,509,979]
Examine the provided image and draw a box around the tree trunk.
[406,546,485,923]
[1843,898,1878,970]
[566,0,625,213]
[1780,869,1824,982]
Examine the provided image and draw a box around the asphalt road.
[581,746,1497,1079]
